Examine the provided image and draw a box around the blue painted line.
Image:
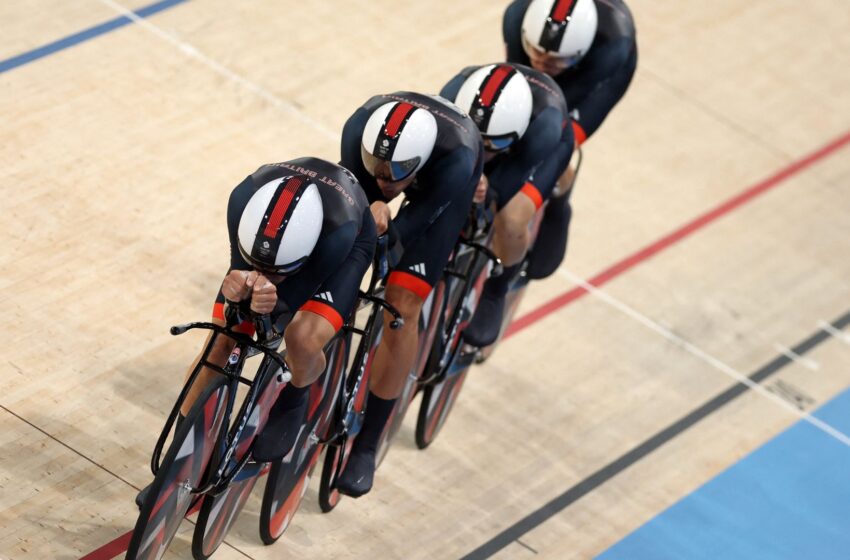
[598,386,850,560]
[0,0,188,75]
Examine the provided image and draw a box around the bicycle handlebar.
[169,319,287,370]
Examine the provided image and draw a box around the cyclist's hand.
[370,201,391,235]
[474,174,489,204]
[250,275,277,314]
[222,270,258,301]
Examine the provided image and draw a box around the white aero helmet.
[237,174,323,275]
[522,0,598,67]
[454,64,533,152]
[361,101,438,182]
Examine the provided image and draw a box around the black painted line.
[460,308,850,559]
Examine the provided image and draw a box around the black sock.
[484,262,522,298]
[271,382,310,415]
[354,392,397,454]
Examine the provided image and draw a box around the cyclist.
[336,92,484,497]
[136,157,375,506]
[504,0,637,277]
[440,62,573,346]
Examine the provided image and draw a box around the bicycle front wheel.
[191,462,264,560]
[415,352,473,449]
[127,376,230,560]
[258,444,321,544]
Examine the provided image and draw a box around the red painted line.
[81,129,850,560]
[505,130,850,339]
[79,532,131,560]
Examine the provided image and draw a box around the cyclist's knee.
[284,312,335,362]
[385,284,425,324]
[497,194,535,235]
[556,165,578,196]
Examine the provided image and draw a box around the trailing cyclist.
[337,91,484,497]
[441,62,573,346]
[136,157,376,506]
[503,0,638,278]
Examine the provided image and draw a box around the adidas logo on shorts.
[316,291,334,303]
[409,263,426,276]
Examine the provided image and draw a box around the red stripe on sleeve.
[387,270,433,299]
[520,182,544,209]
[300,300,344,332]
[385,103,415,137]
[263,177,303,238]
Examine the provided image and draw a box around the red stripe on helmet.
[263,177,303,238]
[384,103,415,137]
[479,65,513,107]
[552,0,576,21]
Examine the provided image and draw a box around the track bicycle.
[127,245,402,559]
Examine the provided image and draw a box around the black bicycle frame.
[420,231,500,385]
[150,319,288,494]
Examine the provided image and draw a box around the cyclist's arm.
[212,179,259,329]
[226,175,254,273]
[503,0,532,64]
[393,151,477,247]
[565,38,636,145]
[487,109,561,203]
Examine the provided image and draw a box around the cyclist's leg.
[525,128,578,280]
[254,221,375,462]
[463,183,540,346]
[530,49,638,278]
[337,195,469,497]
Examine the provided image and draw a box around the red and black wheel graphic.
[127,378,230,560]
[317,336,371,512]
[259,448,321,544]
[415,360,471,449]
[258,336,347,542]
[317,436,354,512]
[190,365,288,558]
[191,463,263,560]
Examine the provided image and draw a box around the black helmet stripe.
[539,0,578,51]
[373,102,417,161]
[251,175,308,267]
[469,64,517,132]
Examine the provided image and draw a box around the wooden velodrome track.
[2,1,850,558]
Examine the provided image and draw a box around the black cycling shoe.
[462,290,507,348]
[335,447,377,498]
[135,483,152,509]
[526,196,572,280]
[252,386,309,463]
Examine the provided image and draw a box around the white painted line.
[772,343,820,371]
[98,0,338,141]
[557,267,850,449]
[819,320,850,346]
